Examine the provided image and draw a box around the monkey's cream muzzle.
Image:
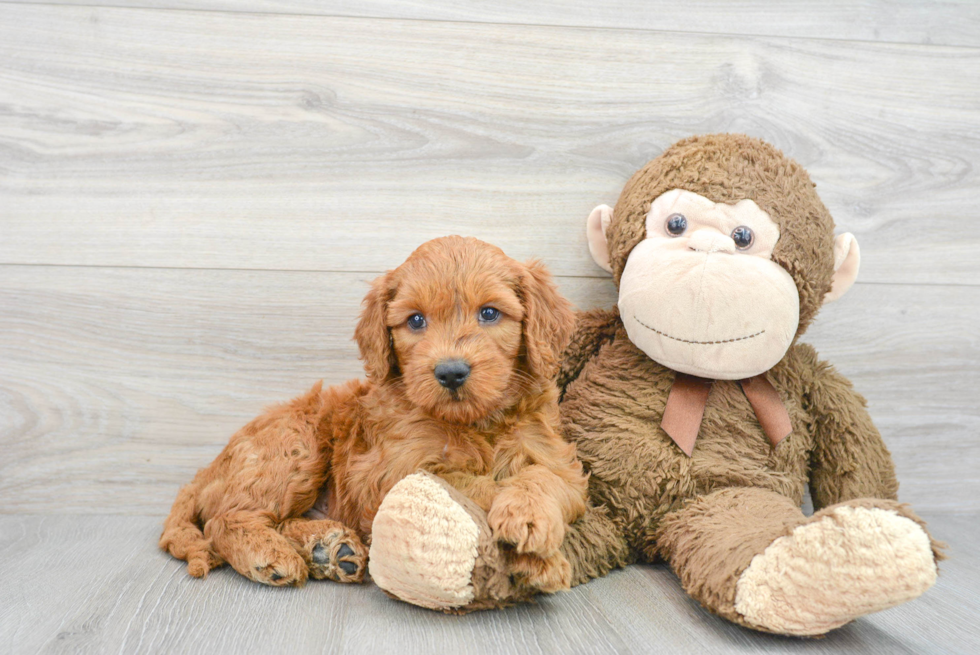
[613,189,799,380]
[619,236,800,380]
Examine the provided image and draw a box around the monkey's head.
[587,134,860,380]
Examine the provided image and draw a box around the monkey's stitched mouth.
[632,315,765,345]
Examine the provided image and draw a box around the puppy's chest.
[419,426,500,476]
[351,421,498,482]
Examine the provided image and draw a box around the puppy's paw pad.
[308,530,367,583]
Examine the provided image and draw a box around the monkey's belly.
[560,340,809,549]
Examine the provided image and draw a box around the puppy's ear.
[355,271,398,382]
[518,260,575,381]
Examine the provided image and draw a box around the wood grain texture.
[5,0,980,47]
[0,513,976,654]
[1,264,976,515]
[0,2,977,651]
[1,5,979,285]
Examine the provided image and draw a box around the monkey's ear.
[825,233,861,303]
[587,204,614,274]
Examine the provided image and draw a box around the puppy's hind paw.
[249,549,308,587]
[309,529,368,583]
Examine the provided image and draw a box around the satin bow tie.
[661,373,792,457]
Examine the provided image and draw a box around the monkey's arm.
[557,307,621,396]
[805,349,899,510]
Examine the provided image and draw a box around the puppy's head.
[354,236,574,424]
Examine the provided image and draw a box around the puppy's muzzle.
[434,360,471,391]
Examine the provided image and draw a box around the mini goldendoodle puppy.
[160,236,587,590]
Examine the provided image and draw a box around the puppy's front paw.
[510,551,572,593]
[488,488,564,555]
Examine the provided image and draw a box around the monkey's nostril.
[434,360,471,391]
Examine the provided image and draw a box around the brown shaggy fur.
[160,236,587,587]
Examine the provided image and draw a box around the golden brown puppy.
[160,236,586,590]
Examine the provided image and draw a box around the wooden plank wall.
[1,1,978,520]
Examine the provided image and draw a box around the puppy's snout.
[434,360,471,391]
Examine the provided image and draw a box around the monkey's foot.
[369,471,529,612]
[734,501,940,636]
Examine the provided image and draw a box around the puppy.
[160,236,587,590]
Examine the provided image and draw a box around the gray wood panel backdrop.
[1,2,978,654]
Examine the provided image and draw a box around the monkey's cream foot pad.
[369,472,482,609]
[370,471,524,612]
[734,505,938,636]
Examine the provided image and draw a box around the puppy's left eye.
[479,307,501,323]
[407,313,426,330]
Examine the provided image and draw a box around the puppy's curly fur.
[160,236,587,590]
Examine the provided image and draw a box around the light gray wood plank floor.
[1,0,978,653]
[1,513,977,654]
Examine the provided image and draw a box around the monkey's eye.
[731,226,754,250]
[665,213,688,236]
[479,307,501,323]
[407,313,426,331]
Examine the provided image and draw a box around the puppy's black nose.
[434,360,470,391]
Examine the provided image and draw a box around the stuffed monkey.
[367,134,943,636]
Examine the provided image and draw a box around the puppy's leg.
[488,464,587,558]
[205,511,309,587]
[159,481,224,578]
[280,518,368,583]
[182,381,365,585]
[437,472,500,512]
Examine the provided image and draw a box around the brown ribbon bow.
[661,373,792,457]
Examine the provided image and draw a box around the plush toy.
[367,134,944,636]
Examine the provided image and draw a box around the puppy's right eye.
[479,307,501,323]
[407,313,426,331]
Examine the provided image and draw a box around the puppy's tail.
[159,482,220,578]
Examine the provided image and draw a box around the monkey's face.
[588,135,862,379]
[616,189,800,380]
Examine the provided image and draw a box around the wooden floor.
[2,513,978,654]
[1,1,978,653]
